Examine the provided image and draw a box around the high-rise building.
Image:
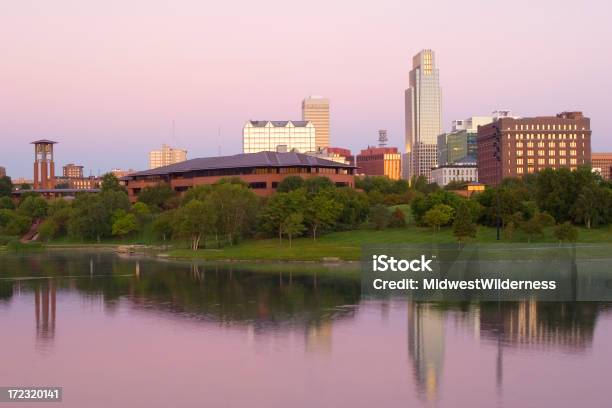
[63,163,84,178]
[302,96,330,149]
[0,166,5,178]
[243,120,315,154]
[404,49,442,182]
[356,146,402,180]
[437,116,494,165]
[591,153,612,180]
[32,139,57,189]
[148,144,187,169]
[477,112,591,186]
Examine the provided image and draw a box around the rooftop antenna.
[378,129,388,147]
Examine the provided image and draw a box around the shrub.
[369,205,390,230]
[553,222,578,243]
[389,208,406,228]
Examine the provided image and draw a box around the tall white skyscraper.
[404,49,442,182]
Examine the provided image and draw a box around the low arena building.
[122,151,356,202]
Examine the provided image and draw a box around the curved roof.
[31,139,58,144]
[127,151,354,178]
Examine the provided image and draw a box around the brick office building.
[591,153,612,180]
[356,147,402,180]
[477,112,591,186]
[122,151,355,202]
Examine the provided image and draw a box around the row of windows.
[516,165,578,174]
[516,141,577,148]
[516,150,578,157]
[516,158,577,165]
[513,124,581,131]
[509,133,585,140]
[132,167,351,181]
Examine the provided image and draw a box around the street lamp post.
[493,133,502,241]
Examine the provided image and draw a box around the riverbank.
[168,225,612,261]
[3,225,612,262]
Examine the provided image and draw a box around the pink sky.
[1,0,610,178]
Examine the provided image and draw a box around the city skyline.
[2,0,611,178]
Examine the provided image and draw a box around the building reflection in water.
[34,280,56,347]
[479,299,596,351]
[407,302,445,403]
[407,299,600,403]
[305,321,333,353]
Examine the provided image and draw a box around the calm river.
[0,251,611,407]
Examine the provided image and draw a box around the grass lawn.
[168,224,612,262]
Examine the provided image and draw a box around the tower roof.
[31,139,58,144]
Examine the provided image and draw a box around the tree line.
[1,174,397,249]
[1,165,611,248]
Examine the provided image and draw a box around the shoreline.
[36,243,361,264]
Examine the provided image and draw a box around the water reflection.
[34,280,56,343]
[408,303,445,402]
[0,251,611,407]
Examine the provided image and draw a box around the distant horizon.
[2,0,611,178]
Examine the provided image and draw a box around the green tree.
[18,196,48,218]
[137,183,176,211]
[46,199,73,238]
[175,199,217,250]
[210,181,259,245]
[181,185,213,205]
[259,189,307,243]
[572,184,602,229]
[38,218,59,242]
[68,194,112,241]
[0,176,12,197]
[553,222,578,244]
[520,211,554,242]
[389,207,407,228]
[369,204,391,230]
[132,201,151,229]
[304,191,342,240]
[334,188,369,230]
[100,190,130,214]
[411,190,460,225]
[503,221,517,241]
[0,210,31,236]
[101,173,124,192]
[304,176,335,194]
[276,176,305,193]
[281,212,305,248]
[411,175,429,193]
[423,204,454,232]
[112,213,138,239]
[0,197,15,210]
[151,210,176,243]
[453,202,477,243]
